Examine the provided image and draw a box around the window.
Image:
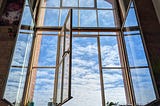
[4,0,157,106]
[122,2,157,105]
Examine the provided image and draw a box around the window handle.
[62,50,70,57]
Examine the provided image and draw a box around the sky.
[3,0,157,106]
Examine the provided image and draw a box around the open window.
[3,0,35,105]
[53,9,72,106]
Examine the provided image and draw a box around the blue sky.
[4,0,157,106]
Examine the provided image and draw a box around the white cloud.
[101,44,121,67]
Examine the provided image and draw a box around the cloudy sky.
[4,0,157,106]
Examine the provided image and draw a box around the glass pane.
[98,10,115,27]
[4,68,27,104]
[97,0,113,8]
[73,9,78,27]
[60,9,69,26]
[124,35,148,67]
[130,2,134,7]
[21,6,33,26]
[59,27,65,61]
[99,32,116,35]
[38,35,58,66]
[79,32,98,35]
[131,68,156,105]
[79,0,94,7]
[56,60,63,104]
[63,0,78,7]
[12,33,33,66]
[124,30,140,35]
[65,25,71,51]
[43,9,59,26]
[103,69,127,105]
[100,36,121,67]
[62,15,71,101]
[33,69,55,106]
[44,0,60,7]
[80,10,97,27]
[124,8,138,27]
[63,54,70,101]
[64,38,102,106]
[25,0,28,5]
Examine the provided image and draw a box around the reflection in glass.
[60,9,69,26]
[100,36,121,67]
[131,68,156,105]
[56,60,63,104]
[98,10,115,27]
[63,54,70,101]
[59,28,65,61]
[43,9,59,26]
[80,10,97,27]
[4,68,27,104]
[97,0,113,8]
[125,35,148,67]
[12,33,33,66]
[79,0,94,7]
[38,35,58,66]
[33,69,55,106]
[103,69,126,105]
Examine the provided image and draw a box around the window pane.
[4,68,27,104]
[131,68,156,105]
[80,10,97,27]
[44,0,60,7]
[12,33,33,66]
[99,32,117,35]
[63,54,70,101]
[103,69,127,105]
[21,6,33,26]
[56,59,63,104]
[63,0,78,7]
[124,30,140,35]
[98,10,115,27]
[60,9,69,26]
[79,0,94,7]
[73,9,79,27]
[124,8,138,27]
[38,35,58,66]
[97,0,114,8]
[79,32,98,35]
[100,36,121,67]
[124,35,148,67]
[33,69,55,106]
[43,9,59,26]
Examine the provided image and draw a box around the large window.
[4,1,34,105]
[38,0,117,27]
[4,0,158,106]
[122,2,157,105]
